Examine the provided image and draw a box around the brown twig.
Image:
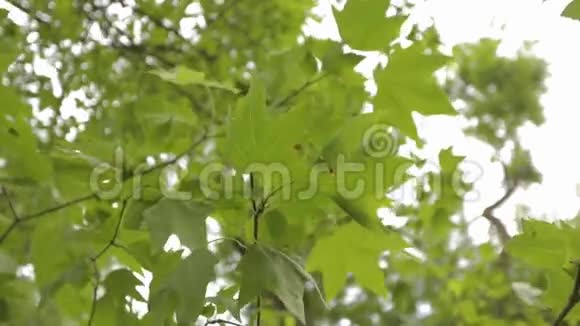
[481,180,518,244]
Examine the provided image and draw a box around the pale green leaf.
[374,45,456,139]
[0,250,17,274]
[143,198,212,254]
[238,244,306,323]
[307,221,408,299]
[507,219,567,269]
[149,249,217,323]
[150,65,239,93]
[333,0,404,51]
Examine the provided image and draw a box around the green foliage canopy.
[0,0,578,325]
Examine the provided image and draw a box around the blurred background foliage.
[0,0,578,325]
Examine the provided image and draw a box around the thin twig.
[481,181,517,244]
[86,201,127,323]
[92,200,128,260]
[1,186,20,220]
[262,181,294,206]
[249,173,261,326]
[244,176,289,326]
[0,194,92,244]
[0,223,19,244]
[0,186,23,243]
[205,319,245,326]
[487,181,518,212]
[21,193,99,222]
[272,74,328,109]
[207,237,247,249]
[553,264,580,326]
[255,296,261,326]
[88,262,100,326]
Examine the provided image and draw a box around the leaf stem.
[91,200,128,261]
[553,263,580,325]
[273,74,328,109]
[207,237,247,249]
[205,319,245,326]
[87,261,100,326]
[1,186,20,221]
[0,186,22,244]
[86,200,128,323]
[249,173,262,326]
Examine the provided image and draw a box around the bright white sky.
[309,0,580,241]
[417,0,580,238]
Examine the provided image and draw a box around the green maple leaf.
[320,112,412,227]
[148,249,217,323]
[439,147,464,174]
[238,244,306,323]
[333,0,405,51]
[143,198,212,254]
[563,0,580,20]
[307,221,408,300]
[224,78,270,170]
[507,219,580,271]
[374,45,456,139]
[224,77,341,197]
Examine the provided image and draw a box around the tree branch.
[0,131,211,246]
[553,263,580,326]
[487,181,518,212]
[21,193,99,222]
[481,181,517,244]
